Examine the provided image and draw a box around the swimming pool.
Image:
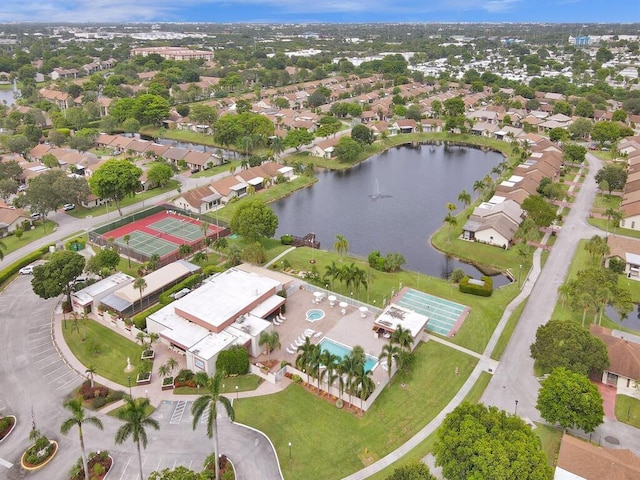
[318,338,378,372]
[306,309,326,322]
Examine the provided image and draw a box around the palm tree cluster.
[323,261,368,298]
[295,339,374,410]
[378,325,415,387]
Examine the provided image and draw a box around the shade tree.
[229,199,278,243]
[88,159,142,216]
[32,250,85,307]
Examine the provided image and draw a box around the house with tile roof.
[0,207,32,237]
[590,325,640,397]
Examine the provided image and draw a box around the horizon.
[0,1,637,24]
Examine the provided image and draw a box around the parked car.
[30,212,41,220]
[63,204,75,211]
[19,265,34,275]
[17,184,27,192]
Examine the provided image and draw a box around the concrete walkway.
[263,246,297,268]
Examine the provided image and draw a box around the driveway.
[0,277,282,480]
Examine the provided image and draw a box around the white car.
[63,204,75,211]
[19,265,34,275]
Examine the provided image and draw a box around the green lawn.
[491,299,528,361]
[191,160,241,178]
[1,220,57,254]
[277,247,519,354]
[211,176,317,224]
[62,318,144,386]
[141,127,232,149]
[226,236,291,264]
[615,394,640,428]
[534,423,563,467]
[174,374,262,395]
[588,217,640,239]
[367,371,493,480]
[235,341,478,480]
[592,194,621,210]
[67,180,180,219]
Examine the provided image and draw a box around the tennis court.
[114,230,178,258]
[395,288,470,337]
[148,217,205,242]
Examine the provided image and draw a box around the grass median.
[234,341,478,480]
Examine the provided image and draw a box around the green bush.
[280,234,293,245]
[158,273,202,305]
[0,416,12,431]
[0,245,52,288]
[459,275,493,297]
[106,390,125,403]
[92,397,107,409]
[65,237,86,251]
[130,303,164,330]
[609,257,626,274]
[291,374,302,384]
[175,369,194,382]
[216,345,249,375]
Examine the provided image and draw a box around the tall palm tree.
[166,357,179,375]
[271,137,285,163]
[324,261,341,290]
[391,325,414,352]
[472,179,485,195]
[296,338,318,385]
[60,398,104,480]
[200,222,209,249]
[319,351,340,394]
[191,371,234,480]
[339,355,358,408]
[133,277,147,310]
[123,234,131,269]
[115,397,159,480]
[457,190,471,209]
[353,364,375,410]
[178,244,193,259]
[378,342,401,387]
[444,212,457,243]
[333,234,349,258]
[258,331,281,362]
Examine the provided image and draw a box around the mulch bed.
[0,416,15,441]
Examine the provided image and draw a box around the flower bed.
[21,438,58,470]
[69,451,113,480]
[161,376,175,391]
[141,349,155,361]
[137,372,151,385]
[0,415,16,442]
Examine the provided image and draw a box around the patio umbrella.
[359,306,369,317]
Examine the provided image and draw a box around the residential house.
[606,236,640,280]
[311,137,340,159]
[175,185,222,214]
[183,151,220,172]
[0,207,32,237]
[39,88,70,111]
[590,325,640,397]
[392,119,417,134]
[210,175,249,203]
[462,200,524,248]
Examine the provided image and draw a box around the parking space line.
[29,341,52,349]
[170,401,186,424]
[42,365,66,377]
[119,457,132,480]
[27,334,50,343]
[34,353,58,364]
[38,359,60,369]
[57,375,81,390]
[0,458,13,468]
[50,369,75,383]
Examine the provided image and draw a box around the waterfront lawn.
[226,236,290,263]
[235,341,478,480]
[192,160,241,178]
[211,175,317,224]
[615,395,640,428]
[279,247,519,353]
[174,374,262,395]
[62,318,144,387]
[1,220,57,254]
[66,180,180,219]
[367,371,493,480]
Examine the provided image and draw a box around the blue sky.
[0,0,637,23]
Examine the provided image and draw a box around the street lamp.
[127,376,132,398]
[518,264,522,288]
[235,385,239,400]
[288,441,292,460]
[514,400,519,415]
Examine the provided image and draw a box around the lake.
[270,143,509,284]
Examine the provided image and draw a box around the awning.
[249,295,286,318]
[247,177,264,186]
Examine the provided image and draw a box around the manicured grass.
[235,341,478,480]
[191,160,241,178]
[277,247,519,354]
[592,194,621,210]
[1,220,57,254]
[588,217,640,239]
[107,402,155,418]
[615,394,640,428]
[62,318,144,387]
[66,180,180,219]
[227,236,290,263]
[116,256,142,278]
[174,374,262,395]
[141,127,230,149]
[210,175,317,224]
[534,423,563,467]
[491,299,528,361]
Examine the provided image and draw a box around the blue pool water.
[318,338,378,372]
[306,309,325,322]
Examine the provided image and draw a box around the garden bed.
[141,349,155,361]
[162,377,175,390]
[0,415,16,442]
[137,372,151,385]
[69,451,113,480]
[21,439,58,470]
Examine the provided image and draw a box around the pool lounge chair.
[286,347,297,354]
[304,329,315,336]
[313,331,323,338]
[273,318,282,326]
[279,313,287,321]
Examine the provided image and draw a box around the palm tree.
[240,135,254,156]
[191,371,234,480]
[60,398,104,480]
[457,190,471,209]
[378,342,401,387]
[166,357,179,375]
[258,331,281,362]
[123,234,131,269]
[391,325,414,352]
[148,254,160,271]
[339,355,358,408]
[296,338,317,385]
[444,212,457,243]
[178,244,193,259]
[85,365,96,389]
[200,222,209,249]
[319,351,340,394]
[133,277,147,310]
[271,137,285,163]
[324,261,341,290]
[157,364,170,379]
[334,234,349,258]
[115,397,159,480]
[472,179,485,195]
[353,364,374,410]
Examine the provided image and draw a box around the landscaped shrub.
[65,237,86,251]
[158,273,203,305]
[459,275,493,297]
[130,304,164,330]
[106,390,125,403]
[0,245,52,288]
[280,234,293,245]
[609,257,626,274]
[175,369,194,383]
[216,345,249,375]
[291,374,302,384]
[92,397,107,409]
[69,451,112,480]
[24,434,54,466]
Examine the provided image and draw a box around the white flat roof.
[72,272,134,306]
[247,177,263,186]
[488,195,506,204]
[173,268,281,329]
[500,181,516,188]
[374,303,429,338]
[508,175,523,183]
[228,314,271,338]
[151,306,210,350]
[115,261,199,303]
[250,295,285,318]
[189,330,237,360]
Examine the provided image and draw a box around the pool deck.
[259,288,387,384]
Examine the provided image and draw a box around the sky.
[0,0,637,24]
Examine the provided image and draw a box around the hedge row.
[131,304,164,330]
[459,275,493,297]
[216,345,249,375]
[0,245,53,289]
